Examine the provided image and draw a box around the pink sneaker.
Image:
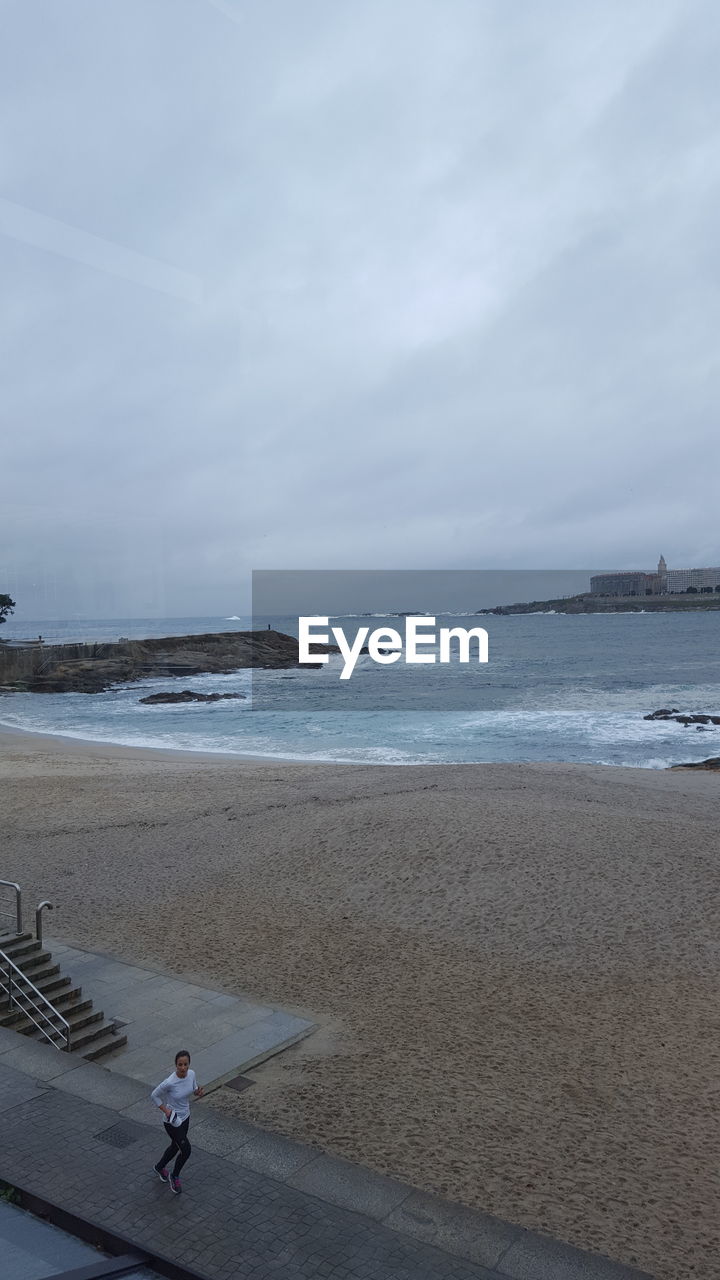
[154,1166,169,1183]
[170,1175,182,1195]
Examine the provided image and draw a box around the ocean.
[1,612,719,767]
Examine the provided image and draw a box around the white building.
[665,566,720,592]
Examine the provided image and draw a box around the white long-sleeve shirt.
[150,1069,198,1124]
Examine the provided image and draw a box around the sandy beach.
[2,726,719,1279]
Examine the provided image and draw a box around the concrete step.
[44,989,90,1017]
[9,947,55,974]
[28,1002,102,1041]
[0,930,32,948]
[0,935,44,963]
[3,996,122,1063]
[4,959,61,987]
[77,1027,128,1061]
[65,1005,105,1034]
[1,938,126,1063]
[0,980,78,1029]
[69,1017,120,1053]
[31,970,74,999]
[10,994,93,1037]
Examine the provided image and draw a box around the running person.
[151,1049,204,1194]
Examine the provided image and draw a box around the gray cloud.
[2,0,718,617]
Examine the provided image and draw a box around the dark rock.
[644,709,720,725]
[139,690,246,705]
[670,757,720,770]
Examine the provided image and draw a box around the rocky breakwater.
[644,708,720,727]
[0,630,320,694]
[139,690,245,704]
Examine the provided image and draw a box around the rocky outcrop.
[670,757,720,770]
[644,709,720,726]
[139,690,246,704]
[0,631,326,694]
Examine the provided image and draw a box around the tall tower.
[657,554,668,594]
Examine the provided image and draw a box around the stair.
[0,932,127,1061]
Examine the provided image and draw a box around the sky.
[2,0,719,618]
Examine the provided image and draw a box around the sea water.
[0,612,718,767]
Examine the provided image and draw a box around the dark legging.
[158,1118,191,1177]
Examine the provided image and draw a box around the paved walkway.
[0,1027,653,1280]
[49,939,315,1089]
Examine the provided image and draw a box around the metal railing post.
[36,901,54,946]
[0,879,23,933]
[6,960,12,1011]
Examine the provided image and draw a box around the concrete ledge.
[227,1128,320,1179]
[497,1232,653,1279]
[386,1190,524,1271]
[287,1151,413,1221]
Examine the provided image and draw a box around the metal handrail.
[36,900,54,946]
[0,946,71,1051]
[0,880,22,934]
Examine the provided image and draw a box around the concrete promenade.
[0,1027,653,1280]
[48,939,315,1088]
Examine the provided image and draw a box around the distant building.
[665,566,720,592]
[589,571,655,596]
[590,555,720,596]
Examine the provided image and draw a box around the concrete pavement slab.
[188,1011,315,1088]
[185,1110,254,1157]
[0,1037,82,1082]
[0,1024,29,1053]
[0,1062,48,1111]
[206,992,259,1011]
[117,1097,159,1130]
[103,1048,178,1081]
[50,1062,150,1110]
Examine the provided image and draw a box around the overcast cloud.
[2,0,719,617]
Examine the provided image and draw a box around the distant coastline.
[477,592,720,615]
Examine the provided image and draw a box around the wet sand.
[2,726,719,1279]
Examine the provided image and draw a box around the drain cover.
[95,1123,139,1149]
[224,1074,255,1093]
